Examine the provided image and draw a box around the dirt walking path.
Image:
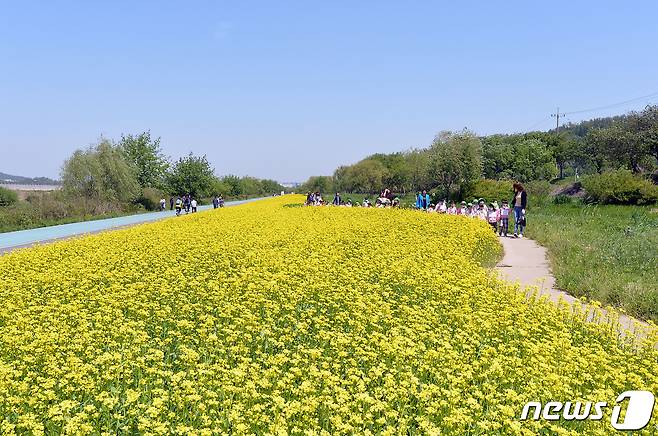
[495,235,654,340]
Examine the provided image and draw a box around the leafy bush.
[465,179,513,203]
[135,187,164,211]
[1,202,39,228]
[0,186,18,206]
[25,192,70,219]
[582,170,658,205]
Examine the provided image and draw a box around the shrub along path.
[495,235,654,340]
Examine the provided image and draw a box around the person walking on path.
[499,200,510,237]
[511,182,527,238]
[191,198,198,213]
[416,190,430,210]
[213,196,219,209]
[184,195,191,214]
[475,199,488,220]
[487,202,500,232]
[457,201,467,215]
[175,197,182,216]
[169,197,174,210]
[332,192,342,206]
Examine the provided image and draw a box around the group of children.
[306,189,527,238]
[425,198,525,237]
[305,190,401,208]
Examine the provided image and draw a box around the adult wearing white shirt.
[191,198,198,213]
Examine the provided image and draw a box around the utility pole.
[551,107,564,178]
[551,107,561,135]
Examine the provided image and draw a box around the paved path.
[495,236,561,301]
[495,235,653,340]
[0,197,264,253]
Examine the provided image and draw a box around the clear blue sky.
[2,1,658,182]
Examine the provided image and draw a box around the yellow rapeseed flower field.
[0,195,657,434]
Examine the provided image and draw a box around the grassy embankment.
[526,202,658,322]
[0,193,265,233]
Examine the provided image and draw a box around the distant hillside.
[0,172,60,185]
[551,113,627,138]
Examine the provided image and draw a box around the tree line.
[61,132,284,208]
[301,105,658,199]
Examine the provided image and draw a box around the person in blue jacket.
[416,190,431,210]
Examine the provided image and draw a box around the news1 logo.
[520,391,655,430]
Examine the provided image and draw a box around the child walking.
[499,200,510,236]
[458,201,468,215]
[487,202,499,232]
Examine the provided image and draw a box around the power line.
[527,92,657,133]
[526,117,552,131]
[562,91,658,116]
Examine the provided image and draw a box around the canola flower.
[0,194,657,435]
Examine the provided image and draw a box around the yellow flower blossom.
[0,195,656,433]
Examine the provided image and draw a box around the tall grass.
[0,192,132,233]
[526,203,658,322]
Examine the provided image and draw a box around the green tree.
[260,179,284,194]
[618,106,658,171]
[367,153,409,192]
[566,137,594,178]
[586,106,658,174]
[166,153,215,198]
[221,175,244,196]
[583,130,608,174]
[301,176,334,193]
[509,139,556,182]
[118,131,169,189]
[590,123,645,173]
[427,130,482,198]
[211,178,232,197]
[404,148,431,192]
[216,175,283,196]
[61,139,140,202]
[352,159,390,193]
[333,166,350,193]
[640,106,658,165]
[545,133,571,179]
[239,176,262,195]
[481,135,513,180]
